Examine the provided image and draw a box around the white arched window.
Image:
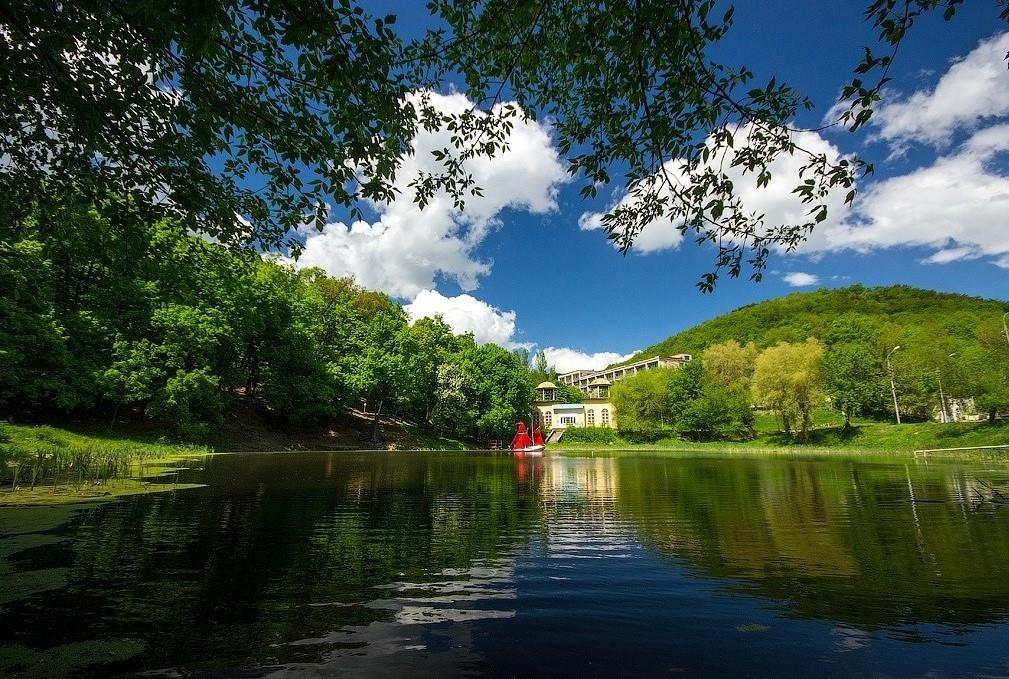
[533,411,541,426]
[545,412,552,429]
[601,408,610,425]
[587,409,595,426]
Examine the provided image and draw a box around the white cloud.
[403,292,635,366]
[578,194,685,253]
[782,271,819,287]
[293,91,567,298]
[869,32,1009,150]
[404,289,522,347]
[921,246,983,264]
[820,124,1009,264]
[541,347,635,374]
[579,125,852,254]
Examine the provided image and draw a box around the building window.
[559,416,577,425]
[545,412,552,428]
[601,408,610,425]
[587,409,595,425]
[533,411,540,426]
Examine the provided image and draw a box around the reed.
[1,424,209,493]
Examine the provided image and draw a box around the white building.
[557,354,692,392]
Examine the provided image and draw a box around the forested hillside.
[623,286,1008,360]
[0,193,532,443]
[601,285,1009,434]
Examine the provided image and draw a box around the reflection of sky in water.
[272,562,516,678]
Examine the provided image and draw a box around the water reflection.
[593,455,1009,629]
[0,451,1008,676]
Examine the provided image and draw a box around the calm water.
[2,451,1009,677]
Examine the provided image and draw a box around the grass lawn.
[556,412,1009,458]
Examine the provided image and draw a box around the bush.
[560,426,618,444]
[616,427,674,443]
[147,368,224,439]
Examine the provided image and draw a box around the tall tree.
[822,344,882,428]
[347,307,412,441]
[611,368,677,432]
[458,343,532,440]
[752,339,825,441]
[534,350,550,375]
[702,340,757,391]
[431,363,477,436]
[821,316,885,427]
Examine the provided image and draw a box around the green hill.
[620,285,1008,363]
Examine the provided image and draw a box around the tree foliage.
[610,368,677,433]
[622,285,1009,422]
[752,339,825,441]
[4,1,1003,285]
[0,196,531,440]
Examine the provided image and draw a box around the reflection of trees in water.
[6,452,1009,674]
[0,452,541,674]
[610,456,1009,629]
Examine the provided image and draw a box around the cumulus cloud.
[579,35,1009,270]
[541,347,635,374]
[821,124,1009,264]
[868,31,1009,151]
[404,289,522,347]
[782,271,819,287]
[579,125,852,254]
[293,91,567,298]
[578,194,685,253]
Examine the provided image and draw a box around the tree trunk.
[800,406,813,442]
[371,399,384,442]
[109,402,121,431]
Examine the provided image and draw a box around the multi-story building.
[532,380,616,432]
[557,354,692,391]
[534,354,692,435]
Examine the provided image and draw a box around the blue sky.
[290,2,1009,372]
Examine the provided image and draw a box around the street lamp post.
[887,345,902,425]
[937,370,947,424]
[938,352,956,424]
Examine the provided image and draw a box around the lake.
[2,450,1009,677]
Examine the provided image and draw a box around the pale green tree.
[702,340,758,390]
[611,368,677,433]
[752,339,825,441]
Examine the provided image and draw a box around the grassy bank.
[0,424,209,506]
[555,419,1009,457]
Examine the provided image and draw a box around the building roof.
[536,381,557,389]
[558,354,694,384]
[553,403,584,411]
[588,377,611,386]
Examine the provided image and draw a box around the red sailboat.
[511,421,545,455]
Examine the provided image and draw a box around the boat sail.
[511,421,545,455]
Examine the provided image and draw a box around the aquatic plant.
[0,425,208,496]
